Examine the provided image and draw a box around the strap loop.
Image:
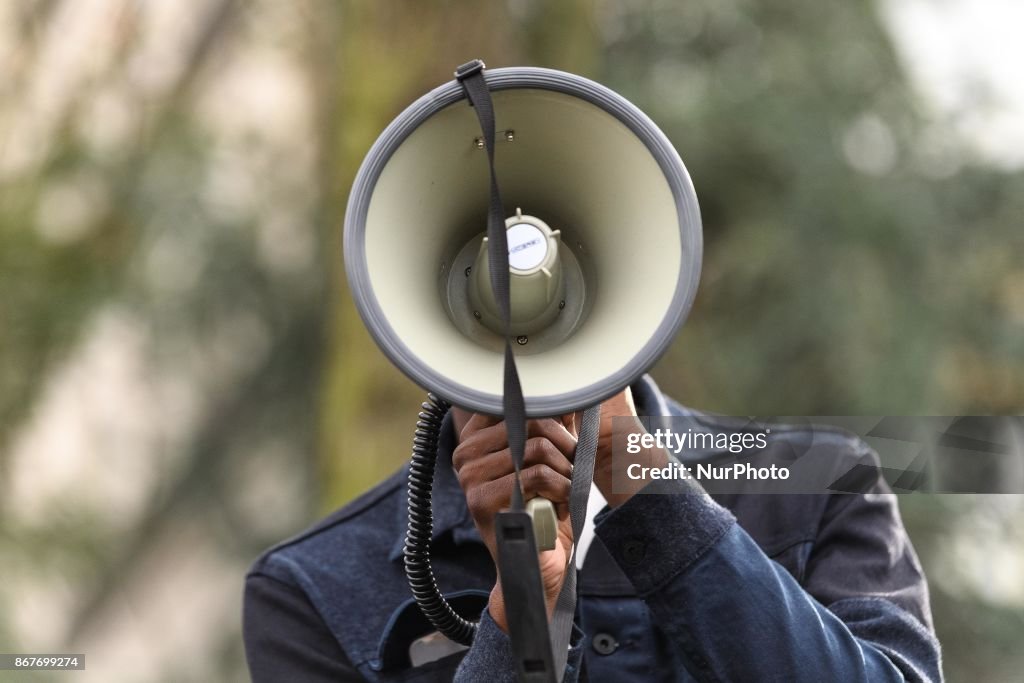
[455,59,486,80]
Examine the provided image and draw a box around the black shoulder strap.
[456,59,556,683]
[456,59,601,683]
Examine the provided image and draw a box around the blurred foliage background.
[1,1,1022,681]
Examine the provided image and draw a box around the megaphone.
[344,67,702,417]
[344,64,702,679]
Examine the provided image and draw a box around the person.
[242,375,942,681]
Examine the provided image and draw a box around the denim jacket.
[243,376,942,681]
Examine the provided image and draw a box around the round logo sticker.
[506,223,548,271]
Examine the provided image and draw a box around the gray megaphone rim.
[344,66,702,417]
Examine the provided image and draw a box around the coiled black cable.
[403,393,478,646]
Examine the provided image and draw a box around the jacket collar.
[388,374,672,562]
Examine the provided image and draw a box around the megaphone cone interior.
[465,209,568,338]
[344,67,702,417]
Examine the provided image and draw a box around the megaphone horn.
[344,66,702,417]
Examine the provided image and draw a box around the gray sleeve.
[454,608,585,682]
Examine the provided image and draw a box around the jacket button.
[592,632,618,656]
[622,538,646,566]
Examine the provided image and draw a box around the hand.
[452,415,578,632]
[586,388,670,508]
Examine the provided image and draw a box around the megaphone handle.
[525,497,558,551]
